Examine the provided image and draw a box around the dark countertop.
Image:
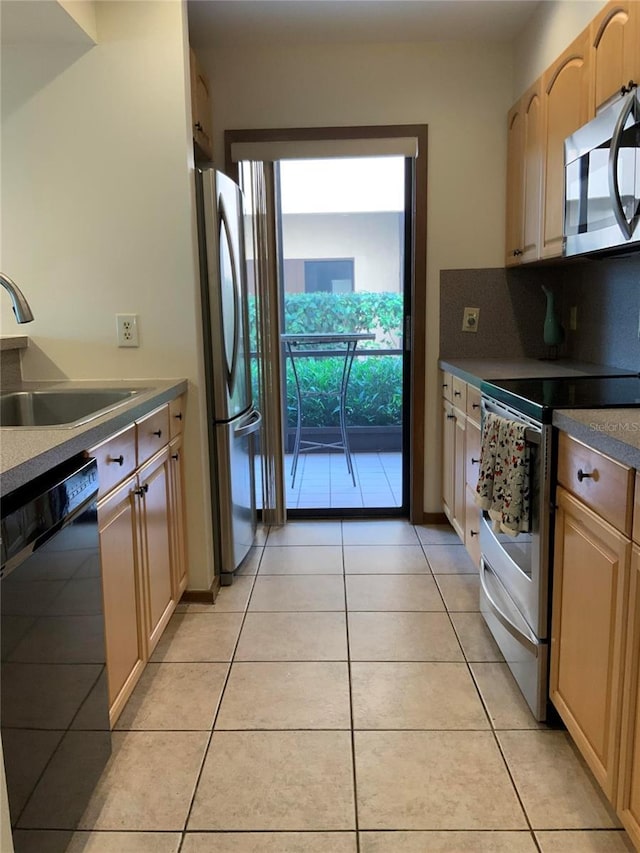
[438,357,633,388]
[1,378,188,494]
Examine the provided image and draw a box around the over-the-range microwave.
[564,85,639,257]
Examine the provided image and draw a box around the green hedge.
[285,355,402,427]
[249,291,403,348]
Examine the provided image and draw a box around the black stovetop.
[481,374,640,423]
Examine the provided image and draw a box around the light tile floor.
[15,521,635,853]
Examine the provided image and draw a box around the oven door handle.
[479,558,539,656]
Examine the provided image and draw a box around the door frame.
[225,124,427,523]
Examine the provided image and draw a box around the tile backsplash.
[440,255,640,372]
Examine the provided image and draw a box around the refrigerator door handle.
[234,408,262,438]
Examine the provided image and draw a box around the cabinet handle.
[174,412,183,421]
[454,390,461,397]
[442,383,448,389]
[134,483,149,497]
[513,249,523,256]
[471,457,480,465]
[152,429,162,438]
[446,414,456,420]
[472,403,480,410]
[194,121,203,132]
[577,468,594,482]
[108,454,124,466]
[470,530,478,537]
[171,453,179,461]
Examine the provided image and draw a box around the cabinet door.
[618,545,640,847]
[521,80,543,262]
[541,32,591,259]
[190,48,213,160]
[169,434,188,598]
[505,99,524,265]
[591,1,640,113]
[453,409,466,540]
[98,475,146,726]
[442,399,456,523]
[550,487,631,800]
[138,447,175,655]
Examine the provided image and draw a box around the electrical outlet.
[569,306,578,331]
[116,314,139,347]
[462,307,480,333]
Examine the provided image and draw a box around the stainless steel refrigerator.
[195,168,261,584]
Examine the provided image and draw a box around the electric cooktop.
[481,374,640,423]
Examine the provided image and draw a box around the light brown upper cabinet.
[190,48,213,160]
[505,99,524,265]
[590,1,640,113]
[541,31,591,259]
[505,80,544,266]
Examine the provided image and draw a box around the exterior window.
[304,259,354,293]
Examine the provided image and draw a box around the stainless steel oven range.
[479,373,640,722]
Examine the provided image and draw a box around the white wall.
[199,40,513,512]
[512,0,607,98]
[1,0,215,590]
[282,212,403,294]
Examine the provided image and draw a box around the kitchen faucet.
[0,273,34,323]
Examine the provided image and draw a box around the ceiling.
[187,0,541,48]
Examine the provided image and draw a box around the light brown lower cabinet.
[138,446,175,657]
[92,398,187,726]
[169,433,188,599]
[619,545,640,847]
[98,474,146,726]
[550,486,631,802]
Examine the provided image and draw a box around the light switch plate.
[462,307,480,333]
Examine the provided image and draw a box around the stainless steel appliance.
[564,85,640,257]
[195,168,262,583]
[479,374,640,721]
[1,455,111,852]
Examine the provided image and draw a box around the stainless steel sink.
[0,388,144,428]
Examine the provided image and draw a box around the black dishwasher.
[1,454,111,852]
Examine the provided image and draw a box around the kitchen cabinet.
[90,399,187,726]
[441,374,483,564]
[98,471,146,725]
[550,485,630,800]
[540,31,591,259]
[550,433,634,802]
[190,47,213,160]
[464,389,482,567]
[442,391,466,541]
[618,475,640,847]
[590,1,640,113]
[505,79,543,265]
[138,445,174,655]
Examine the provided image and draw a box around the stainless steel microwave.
[564,86,639,257]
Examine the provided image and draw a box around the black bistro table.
[281,332,376,488]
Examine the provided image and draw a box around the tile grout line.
[342,520,362,853]
[177,539,265,848]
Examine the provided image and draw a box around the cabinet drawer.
[441,371,453,403]
[466,385,482,425]
[169,395,186,440]
[452,376,467,409]
[557,432,634,536]
[136,404,170,466]
[90,424,136,498]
